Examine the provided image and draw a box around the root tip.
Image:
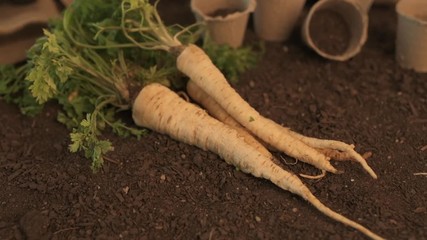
[327,167,344,175]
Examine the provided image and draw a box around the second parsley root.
[178,44,377,179]
[185,77,377,178]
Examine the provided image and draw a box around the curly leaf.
[69,113,114,171]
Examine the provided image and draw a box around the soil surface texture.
[1,2,426,240]
[309,10,351,55]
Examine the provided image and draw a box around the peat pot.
[302,0,373,61]
[191,0,256,48]
[396,0,427,72]
[253,0,306,42]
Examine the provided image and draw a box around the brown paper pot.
[302,0,370,61]
[61,0,74,7]
[254,0,306,42]
[0,24,45,64]
[191,0,256,48]
[0,0,60,64]
[396,0,427,72]
[0,0,59,35]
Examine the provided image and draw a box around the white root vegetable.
[186,80,374,179]
[287,131,378,178]
[188,80,326,179]
[176,44,377,179]
[132,83,384,240]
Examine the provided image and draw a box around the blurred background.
[0,0,397,64]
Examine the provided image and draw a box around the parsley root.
[132,83,384,240]
[186,79,377,179]
[177,44,377,179]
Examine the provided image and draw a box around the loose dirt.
[309,10,351,55]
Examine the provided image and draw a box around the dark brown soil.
[309,10,351,55]
[1,2,427,240]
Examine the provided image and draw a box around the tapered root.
[288,131,378,179]
[264,162,384,240]
[185,79,339,175]
[178,45,377,179]
[303,192,384,240]
[300,170,327,180]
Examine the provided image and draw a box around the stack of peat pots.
[191,0,426,73]
[190,0,306,47]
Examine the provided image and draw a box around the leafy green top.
[0,0,261,170]
[23,0,176,169]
